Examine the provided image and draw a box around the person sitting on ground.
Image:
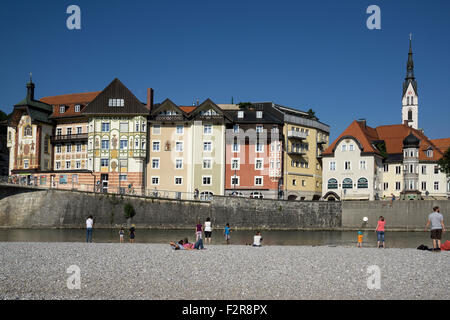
[253,231,263,247]
[170,239,186,250]
[183,238,195,250]
[194,237,205,250]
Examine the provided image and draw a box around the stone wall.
[0,186,341,230]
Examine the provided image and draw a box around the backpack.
[417,244,430,251]
[441,240,450,251]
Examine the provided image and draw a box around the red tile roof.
[40,92,101,118]
[178,106,197,114]
[431,138,450,153]
[324,120,448,161]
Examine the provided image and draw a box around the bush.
[124,203,136,219]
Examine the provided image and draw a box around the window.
[293,179,297,186]
[66,128,72,135]
[120,140,128,150]
[175,177,183,185]
[302,180,306,187]
[341,144,347,152]
[56,128,62,136]
[24,126,32,137]
[343,178,353,189]
[23,160,29,169]
[175,159,183,169]
[330,161,336,171]
[233,125,239,133]
[203,142,212,152]
[108,99,124,107]
[328,178,338,189]
[202,176,212,186]
[152,141,160,152]
[135,139,139,148]
[344,161,351,171]
[396,182,401,191]
[256,111,263,118]
[396,166,401,174]
[383,182,389,191]
[66,161,71,169]
[119,174,127,181]
[410,164,414,174]
[44,136,49,154]
[76,143,82,152]
[152,158,160,169]
[256,143,263,153]
[59,106,66,113]
[256,125,263,133]
[176,125,184,134]
[204,124,212,135]
[255,176,263,186]
[238,111,244,118]
[56,161,61,170]
[255,159,263,170]
[142,122,146,132]
[101,123,110,132]
[75,105,81,113]
[76,161,81,169]
[101,159,109,167]
[203,158,212,169]
[141,140,146,150]
[231,159,239,170]
[76,127,82,134]
[357,178,368,189]
[383,164,389,172]
[151,177,159,185]
[66,144,72,153]
[360,161,366,170]
[175,141,183,152]
[408,109,413,121]
[232,141,239,152]
[434,166,439,174]
[434,182,439,191]
[101,140,109,150]
[231,176,240,186]
[421,182,426,191]
[349,144,354,151]
[426,149,433,158]
[56,145,62,153]
[135,122,140,132]
[421,166,426,175]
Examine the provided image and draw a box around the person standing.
[356,231,363,248]
[204,217,213,244]
[129,224,136,243]
[224,223,232,245]
[86,215,94,243]
[195,221,203,242]
[119,227,125,243]
[425,206,446,251]
[375,216,386,248]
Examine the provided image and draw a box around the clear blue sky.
[1,0,449,141]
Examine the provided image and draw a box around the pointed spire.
[406,34,415,81]
[26,72,35,101]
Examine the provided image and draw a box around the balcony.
[287,130,307,140]
[51,133,88,143]
[317,137,327,144]
[287,149,306,156]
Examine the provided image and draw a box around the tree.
[438,147,450,176]
[306,108,319,121]
[0,110,8,121]
[124,203,136,219]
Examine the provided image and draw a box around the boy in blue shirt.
[224,223,231,245]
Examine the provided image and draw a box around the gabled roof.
[82,78,149,115]
[324,120,447,162]
[40,91,101,119]
[189,99,232,121]
[431,138,450,154]
[150,99,188,117]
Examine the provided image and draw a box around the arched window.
[357,177,368,189]
[343,178,353,189]
[408,109,413,121]
[328,178,338,189]
[24,125,32,137]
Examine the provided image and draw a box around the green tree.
[124,203,136,219]
[0,110,8,121]
[306,108,319,121]
[438,147,450,176]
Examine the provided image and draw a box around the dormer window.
[75,105,81,112]
[60,106,66,114]
[238,111,244,119]
[256,111,263,118]
[426,149,433,158]
[108,99,124,107]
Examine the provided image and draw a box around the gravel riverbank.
[0,242,449,300]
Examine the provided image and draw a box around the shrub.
[124,203,136,219]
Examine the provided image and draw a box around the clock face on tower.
[408,91,412,95]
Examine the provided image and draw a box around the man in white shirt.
[425,206,446,251]
[253,231,263,247]
[86,215,94,243]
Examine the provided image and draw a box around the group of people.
[85,216,136,243]
[356,206,446,251]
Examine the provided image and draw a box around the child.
[357,231,363,248]
[119,227,125,243]
[224,223,231,245]
[129,225,136,243]
[195,221,203,241]
[253,231,263,247]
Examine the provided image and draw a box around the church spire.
[406,34,415,81]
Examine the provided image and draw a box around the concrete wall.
[0,185,341,230]
[341,200,450,231]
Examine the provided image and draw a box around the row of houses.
[6,77,330,200]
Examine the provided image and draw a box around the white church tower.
[401,35,419,129]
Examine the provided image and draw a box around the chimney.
[146,88,154,112]
[357,119,366,127]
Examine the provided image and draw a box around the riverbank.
[0,243,448,300]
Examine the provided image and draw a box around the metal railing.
[287,130,307,140]
[51,133,88,143]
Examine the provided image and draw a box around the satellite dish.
[363,217,369,222]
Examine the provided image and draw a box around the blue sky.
[0,0,449,141]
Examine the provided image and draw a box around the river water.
[0,228,443,248]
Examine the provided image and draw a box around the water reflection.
[0,229,440,248]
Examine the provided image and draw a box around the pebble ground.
[0,242,448,300]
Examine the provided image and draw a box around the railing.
[287,149,307,155]
[51,133,88,143]
[287,130,307,140]
[317,137,327,144]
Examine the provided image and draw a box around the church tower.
[401,35,419,129]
